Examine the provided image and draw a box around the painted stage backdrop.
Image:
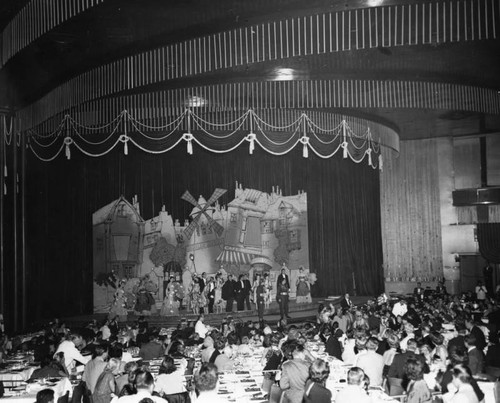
[92,182,312,314]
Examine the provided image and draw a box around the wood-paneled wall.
[380,139,443,281]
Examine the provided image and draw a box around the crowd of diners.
[0,282,500,403]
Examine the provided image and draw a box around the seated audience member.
[92,358,121,403]
[485,331,500,378]
[405,358,432,403]
[154,355,187,398]
[334,367,371,403]
[139,333,164,360]
[279,341,310,403]
[354,337,384,387]
[200,334,215,363]
[382,333,400,376]
[35,389,55,403]
[324,326,343,360]
[447,323,467,355]
[465,317,487,352]
[54,333,90,373]
[303,359,332,403]
[194,362,225,403]
[29,356,68,381]
[438,348,484,402]
[387,339,426,396]
[194,314,209,339]
[115,361,139,396]
[442,364,479,403]
[212,335,235,371]
[464,334,484,376]
[117,370,168,403]
[82,343,109,394]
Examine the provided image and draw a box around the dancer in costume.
[214,277,224,314]
[108,279,128,321]
[263,272,272,308]
[296,266,311,304]
[160,276,179,316]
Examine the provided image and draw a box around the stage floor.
[63,296,370,328]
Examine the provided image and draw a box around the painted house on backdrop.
[183,195,227,275]
[217,182,309,299]
[93,196,145,310]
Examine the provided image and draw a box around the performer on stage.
[295,267,311,304]
[263,272,272,309]
[256,279,266,323]
[160,276,179,316]
[214,276,224,314]
[340,293,353,310]
[252,273,262,306]
[277,265,290,290]
[277,277,291,319]
[108,279,128,321]
[222,274,236,312]
[205,277,216,313]
[235,274,247,311]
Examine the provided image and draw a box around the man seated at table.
[354,337,384,387]
[116,370,168,403]
[54,333,90,373]
[194,362,225,403]
[334,367,371,403]
[139,333,164,361]
[29,356,68,381]
[35,389,55,403]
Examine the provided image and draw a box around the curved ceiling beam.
[19,0,500,129]
[0,0,106,68]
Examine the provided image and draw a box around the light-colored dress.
[214,280,223,309]
[296,276,310,303]
[109,287,128,319]
[160,283,179,316]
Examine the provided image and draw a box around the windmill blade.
[205,188,227,206]
[202,212,225,237]
[182,217,200,240]
[181,190,199,207]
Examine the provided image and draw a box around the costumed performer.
[108,279,128,321]
[296,266,311,304]
[160,276,179,316]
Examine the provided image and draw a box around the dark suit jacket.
[470,326,487,351]
[340,298,352,310]
[468,347,485,375]
[447,335,465,355]
[325,336,342,360]
[276,274,290,289]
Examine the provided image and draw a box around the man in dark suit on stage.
[413,282,425,303]
[276,266,290,290]
[235,274,248,311]
[199,272,207,293]
[243,274,252,310]
[222,274,236,312]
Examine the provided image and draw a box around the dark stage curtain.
[477,223,500,263]
[24,145,383,321]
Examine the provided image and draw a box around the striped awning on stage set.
[215,249,258,265]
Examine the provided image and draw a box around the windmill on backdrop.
[181,188,227,240]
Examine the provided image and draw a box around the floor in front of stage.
[62,296,371,328]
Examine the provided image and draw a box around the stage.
[61,296,371,329]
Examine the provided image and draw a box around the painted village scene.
[93,182,315,319]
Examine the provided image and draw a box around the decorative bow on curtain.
[477,223,500,263]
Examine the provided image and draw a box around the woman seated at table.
[303,359,332,403]
[154,355,188,399]
[404,358,432,403]
[211,334,235,371]
[29,355,68,381]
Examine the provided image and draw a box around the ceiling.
[1,0,499,141]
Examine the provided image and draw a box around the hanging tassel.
[124,139,129,155]
[4,164,7,177]
[16,173,19,194]
[183,133,194,155]
[64,137,72,160]
[303,142,308,158]
[247,133,256,155]
[379,154,384,171]
[342,142,348,159]
[4,183,6,195]
[367,148,372,166]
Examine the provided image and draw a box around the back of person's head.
[194,362,218,392]
[134,370,155,391]
[405,357,425,381]
[365,337,379,351]
[387,333,400,349]
[452,364,473,384]
[309,359,330,384]
[119,384,137,397]
[430,331,444,346]
[448,347,468,367]
[159,356,176,375]
[106,358,121,373]
[213,334,227,351]
[93,342,109,358]
[406,339,418,352]
[464,334,477,347]
[36,389,55,403]
[347,367,365,386]
[109,343,123,359]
